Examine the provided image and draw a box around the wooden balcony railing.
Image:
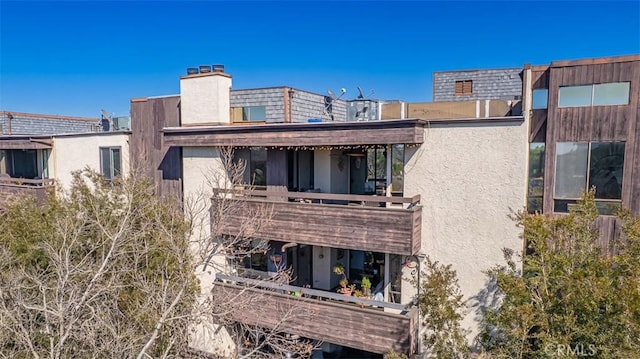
[0,177,55,205]
[213,188,422,255]
[213,274,418,355]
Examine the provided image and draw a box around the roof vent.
[212,64,225,72]
[199,65,212,73]
[187,67,199,75]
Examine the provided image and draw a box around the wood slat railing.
[0,177,55,187]
[213,187,420,207]
[216,273,411,313]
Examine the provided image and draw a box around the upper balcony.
[0,177,55,206]
[214,188,422,255]
[213,274,418,355]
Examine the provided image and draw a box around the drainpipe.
[407,254,425,357]
[7,113,13,135]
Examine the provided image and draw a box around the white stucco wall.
[181,146,236,357]
[180,73,231,125]
[51,132,130,191]
[404,119,528,339]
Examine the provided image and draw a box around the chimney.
[180,64,232,125]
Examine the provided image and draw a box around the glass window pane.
[595,201,622,216]
[100,148,112,180]
[248,106,266,121]
[554,142,588,199]
[527,143,545,213]
[589,142,624,199]
[593,82,630,106]
[532,89,548,109]
[391,144,404,195]
[558,85,592,107]
[250,147,267,186]
[112,149,121,177]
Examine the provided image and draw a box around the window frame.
[558,82,630,108]
[532,89,549,110]
[233,105,267,122]
[454,80,473,96]
[99,146,122,181]
[553,141,625,215]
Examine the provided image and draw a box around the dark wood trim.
[538,57,639,244]
[0,138,53,149]
[163,119,427,147]
[215,188,420,205]
[550,54,640,68]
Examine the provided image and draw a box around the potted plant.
[333,264,355,296]
[361,276,372,297]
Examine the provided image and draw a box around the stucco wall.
[51,133,130,190]
[180,74,232,125]
[404,119,528,338]
[181,146,236,357]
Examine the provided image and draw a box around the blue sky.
[1,1,639,118]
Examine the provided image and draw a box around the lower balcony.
[0,177,55,206]
[214,188,422,256]
[212,274,418,355]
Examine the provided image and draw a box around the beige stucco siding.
[181,147,235,357]
[404,120,528,337]
[51,133,130,190]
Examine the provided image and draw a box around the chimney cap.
[187,67,199,75]
[199,65,212,73]
[212,64,225,72]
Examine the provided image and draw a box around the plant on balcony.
[361,275,372,297]
[333,263,355,296]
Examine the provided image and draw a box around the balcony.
[0,177,55,206]
[213,274,418,355]
[214,188,422,255]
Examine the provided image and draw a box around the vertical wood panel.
[542,58,639,220]
[131,96,182,202]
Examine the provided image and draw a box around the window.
[558,82,630,107]
[366,148,386,194]
[527,143,545,213]
[554,142,624,215]
[391,144,404,196]
[593,83,630,106]
[532,89,549,109]
[100,147,121,180]
[454,80,473,95]
[233,147,267,187]
[232,106,267,122]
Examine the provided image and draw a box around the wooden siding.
[211,280,417,355]
[163,119,426,147]
[539,58,640,245]
[130,96,182,201]
[0,138,53,149]
[0,179,55,206]
[216,189,422,255]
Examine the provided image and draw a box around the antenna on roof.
[327,87,347,101]
[100,109,111,132]
[356,86,375,99]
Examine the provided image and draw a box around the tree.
[0,150,316,359]
[478,190,640,358]
[414,257,470,359]
[184,147,319,359]
[0,170,198,358]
